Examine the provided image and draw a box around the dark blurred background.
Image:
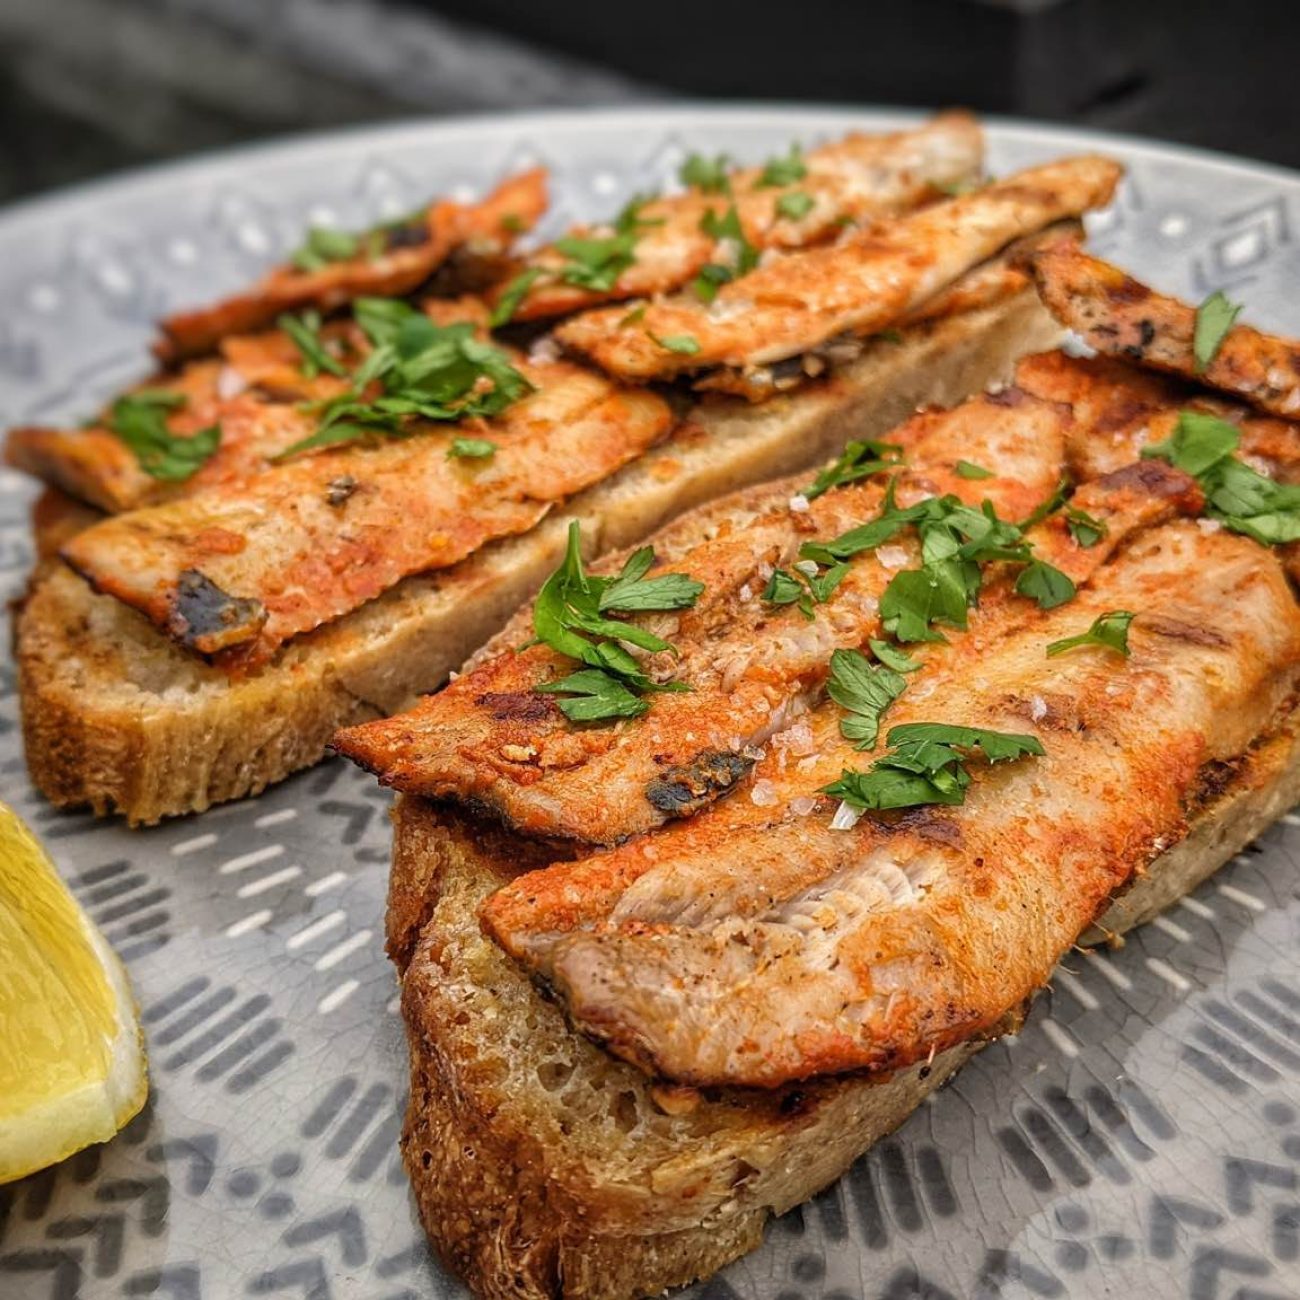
[2,0,1298,204]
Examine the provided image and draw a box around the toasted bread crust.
[17,292,1059,823]
[390,709,1300,1300]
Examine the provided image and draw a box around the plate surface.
[1,107,1300,1300]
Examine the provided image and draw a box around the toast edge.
[390,708,1300,1300]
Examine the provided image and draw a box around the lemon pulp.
[0,804,147,1182]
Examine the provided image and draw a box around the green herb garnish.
[1193,290,1243,373]
[108,390,221,482]
[489,268,543,328]
[776,191,815,221]
[955,460,993,480]
[804,438,904,501]
[652,333,701,355]
[761,562,849,621]
[1014,559,1077,610]
[757,144,807,188]
[1065,506,1106,547]
[1046,610,1135,659]
[290,226,360,272]
[448,437,497,459]
[532,523,704,722]
[278,310,348,379]
[679,153,731,194]
[826,648,908,750]
[869,638,922,673]
[277,298,532,460]
[1142,409,1300,545]
[823,722,1045,812]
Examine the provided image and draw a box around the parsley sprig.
[800,488,1077,642]
[278,310,348,379]
[1142,409,1300,545]
[533,523,705,722]
[762,561,849,620]
[691,204,760,301]
[108,390,221,482]
[277,298,532,460]
[679,154,731,194]
[1046,610,1135,658]
[804,439,904,501]
[823,722,1045,812]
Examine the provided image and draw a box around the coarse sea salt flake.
[788,494,810,513]
[830,801,862,831]
[750,779,778,807]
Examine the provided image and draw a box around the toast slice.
[390,706,1300,1300]
[16,290,1058,824]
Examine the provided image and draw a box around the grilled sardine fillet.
[554,156,1122,382]
[1017,349,1300,483]
[497,113,983,322]
[334,386,1072,842]
[1031,243,1300,419]
[483,522,1300,1087]
[6,299,491,515]
[694,220,1080,402]
[154,169,546,361]
[60,366,672,671]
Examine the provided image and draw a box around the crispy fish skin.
[60,366,672,672]
[6,300,491,515]
[554,156,1122,382]
[501,113,984,322]
[154,169,546,362]
[484,522,1300,1087]
[1031,243,1300,419]
[332,387,1073,842]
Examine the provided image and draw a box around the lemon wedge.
[0,803,147,1183]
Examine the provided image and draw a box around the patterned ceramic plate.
[1,107,1299,1300]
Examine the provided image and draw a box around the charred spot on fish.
[986,385,1027,407]
[1098,457,1200,503]
[645,751,756,816]
[1107,276,1152,306]
[1122,319,1157,360]
[252,383,308,404]
[166,568,266,653]
[889,806,964,847]
[384,223,431,251]
[325,475,357,507]
[1141,614,1230,647]
[476,690,557,722]
[1189,756,1242,812]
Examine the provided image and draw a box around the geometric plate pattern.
[0,107,1299,1299]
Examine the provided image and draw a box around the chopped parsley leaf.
[448,437,497,459]
[1142,409,1300,545]
[108,390,221,482]
[826,648,908,750]
[278,310,348,379]
[1193,290,1243,373]
[699,204,759,277]
[1065,506,1106,547]
[1014,559,1077,610]
[955,460,993,480]
[290,225,360,272]
[803,438,904,501]
[530,523,703,722]
[652,333,701,355]
[679,153,731,195]
[1046,610,1135,659]
[869,638,922,673]
[823,722,1045,812]
[776,191,815,221]
[489,267,543,328]
[277,298,532,459]
[757,144,807,188]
